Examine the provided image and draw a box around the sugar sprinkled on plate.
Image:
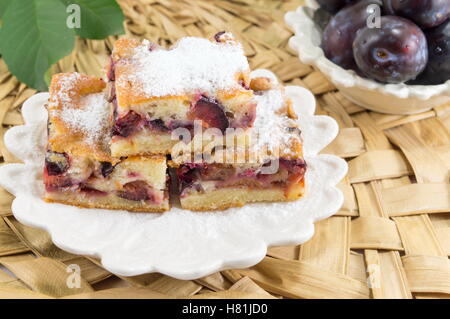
[120,37,249,97]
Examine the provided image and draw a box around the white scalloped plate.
[0,70,347,280]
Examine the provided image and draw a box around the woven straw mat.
[0,0,449,299]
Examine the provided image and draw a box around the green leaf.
[61,0,124,39]
[44,68,53,88]
[0,0,75,91]
[0,0,13,18]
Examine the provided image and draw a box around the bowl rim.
[284,0,450,101]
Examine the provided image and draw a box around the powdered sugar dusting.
[60,93,110,145]
[50,73,82,108]
[251,89,298,155]
[50,73,110,146]
[120,37,249,97]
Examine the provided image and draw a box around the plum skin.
[188,96,229,132]
[117,181,153,201]
[411,18,450,85]
[45,151,69,176]
[383,0,450,29]
[112,111,142,137]
[322,0,383,70]
[353,16,429,84]
[316,0,355,13]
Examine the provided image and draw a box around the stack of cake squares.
[44,33,306,212]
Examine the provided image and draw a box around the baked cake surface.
[44,73,169,212]
[47,73,112,162]
[108,33,257,156]
[171,76,307,211]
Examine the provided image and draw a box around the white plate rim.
[0,70,348,280]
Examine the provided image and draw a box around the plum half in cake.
[171,76,307,211]
[108,32,257,157]
[44,73,169,212]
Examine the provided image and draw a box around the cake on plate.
[42,33,307,213]
[107,32,257,157]
[44,73,169,212]
[171,76,307,211]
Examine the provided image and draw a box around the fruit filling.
[176,159,306,198]
[43,151,166,204]
[110,93,256,139]
[187,96,230,132]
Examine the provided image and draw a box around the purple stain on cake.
[107,57,115,82]
[117,180,153,201]
[44,178,73,192]
[280,158,307,174]
[112,97,118,120]
[176,164,203,191]
[166,120,188,131]
[46,119,51,136]
[148,119,170,132]
[148,41,158,51]
[238,79,249,90]
[108,84,116,103]
[112,111,142,137]
[79,185,107,196]
[232,105,256,128]
[239,169,257,178]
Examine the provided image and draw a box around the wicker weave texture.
[0,0,449,299]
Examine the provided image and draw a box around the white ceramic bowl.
[285,0,450,115]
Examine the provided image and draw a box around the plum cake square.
[44,73,169,212]
[171,77,307,211]
[107,32,257,157]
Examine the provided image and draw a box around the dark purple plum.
[381,0,395,15]
[112,111,142,137]
[383,0,450,29]
[189,96,229,132]
[44,152,72,191]
[353,16,428,83]
[316,0,356,13]
[322,0,383,70]
[100,162,114,178]
[411,19,450,85]
[117,181,152,201]
[149,119,169,132]
[45,151,69,176]
[313,7,333,31]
